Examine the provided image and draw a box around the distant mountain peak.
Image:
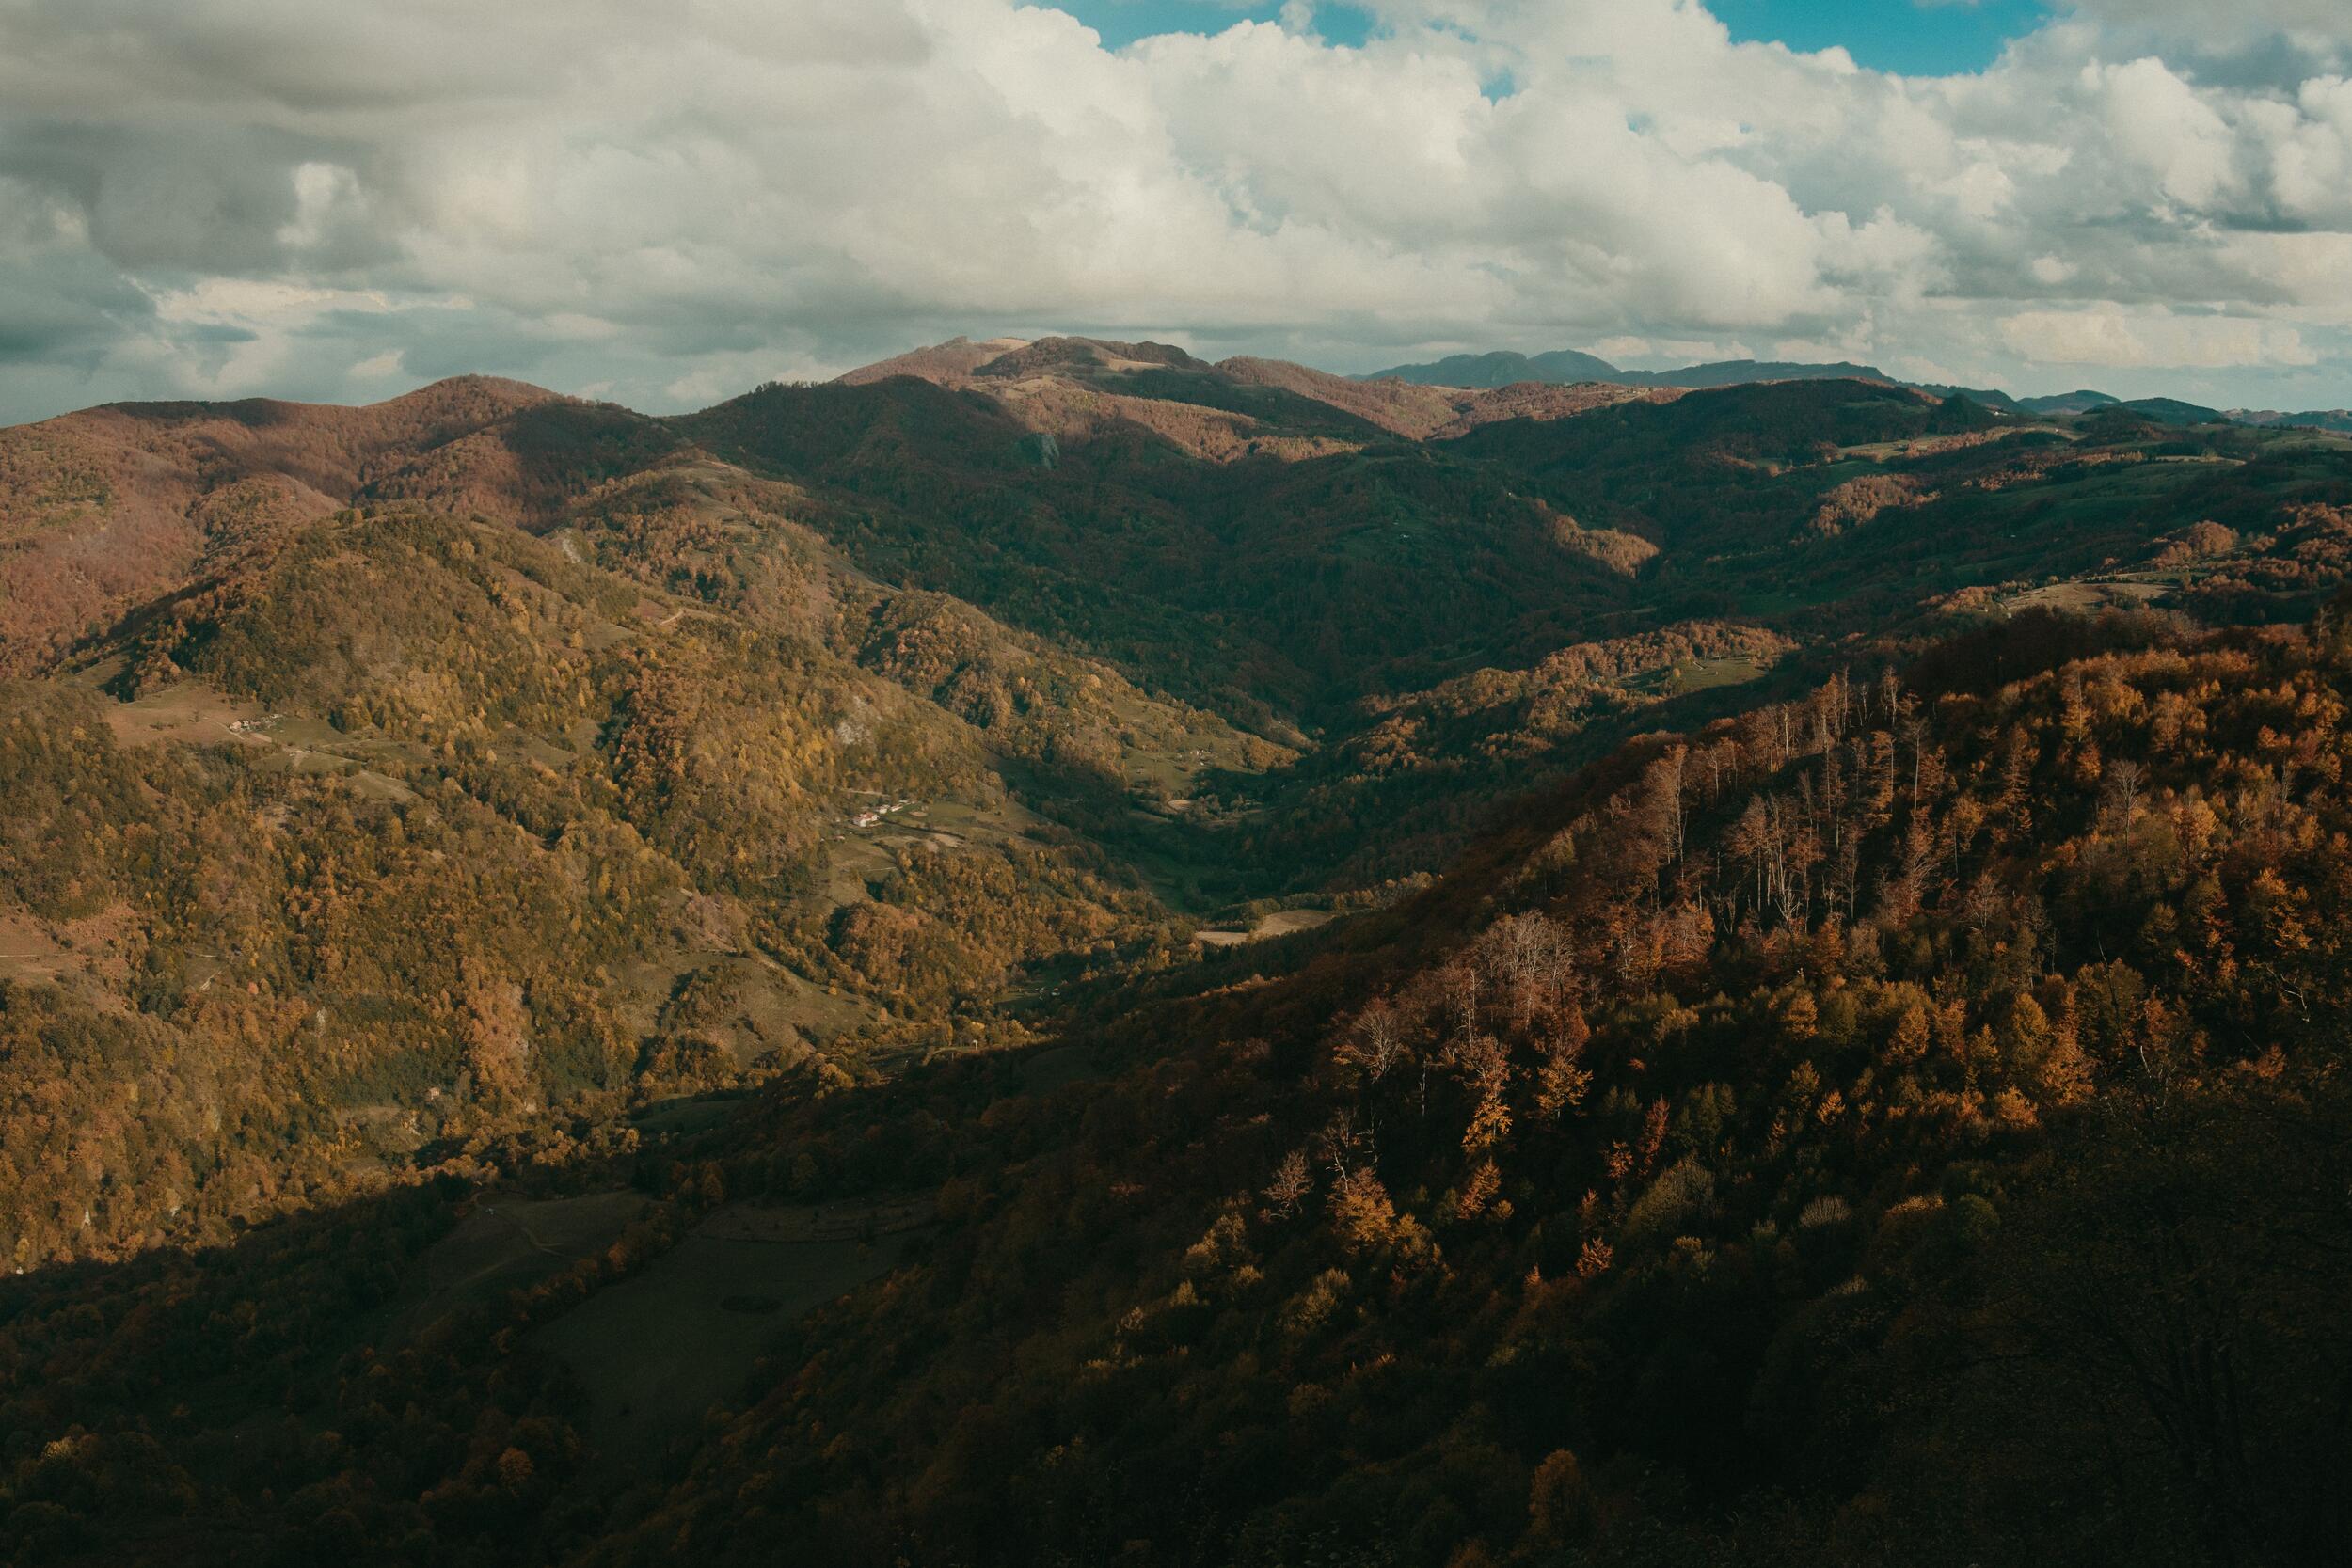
[836,334,1223,388]
[834,336,1033,386]
[1358,347,2271,424]
[2015,389,2121,416]
[1364,346,1919,394]
[969,336,1211,379]
[2232,406,2352,433]
[1365,348,1622,388]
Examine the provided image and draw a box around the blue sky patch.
[1052,1,2052,76]
[1713,0,2053,76]
[1058,2,1375,50]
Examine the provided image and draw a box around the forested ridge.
[584,609,2352,1568]
[0,342,2347,1565]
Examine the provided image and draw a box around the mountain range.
[1362,345,2352,431]
[2,334,2349,1566]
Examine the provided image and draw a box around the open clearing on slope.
[1015,1041,1111,1097]
[385,1190,655,1345]
[819,794,1049,912]
[1618,655,1772,700]
[1195,907,1338,948]
[0,911,92,990]
[93,676,422,799]
[94,678,267,748]
[529,1195,933,1462]
[1835,425,2072,463]
[0,905,138,1006]
[2001,579,2170,615]
[612,947,877,1066]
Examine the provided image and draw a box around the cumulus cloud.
[2067,0,2352,46]
[2000,305,2318,369]
[3,0,2352,420]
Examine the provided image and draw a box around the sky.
[8,0,2352,422]
[1068,1,2056,74]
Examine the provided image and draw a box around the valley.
[2,340,2349,1566]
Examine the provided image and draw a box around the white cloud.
[4,0,2352,419]
[1999,305,2318,369]
[2065,0,2352,45]
[2087,56,2240,210]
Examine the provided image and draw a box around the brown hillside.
[834,336,1032,387]
[1218,357,1680,439]
[986,378,1360,462]
[1217,356,1467,437]
[1431,378,1684,437]
[0,377,562,672]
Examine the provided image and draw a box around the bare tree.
[1261,1149,1311,1219]
[2103,758,2145,828]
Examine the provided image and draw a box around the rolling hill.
[1361,348,2243,431]
[1,340,2349,1567]
[1367,347,1902,392]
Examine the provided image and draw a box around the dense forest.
[0,341,2347,1565]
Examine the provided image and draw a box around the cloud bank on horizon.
[7,0,2352,421]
